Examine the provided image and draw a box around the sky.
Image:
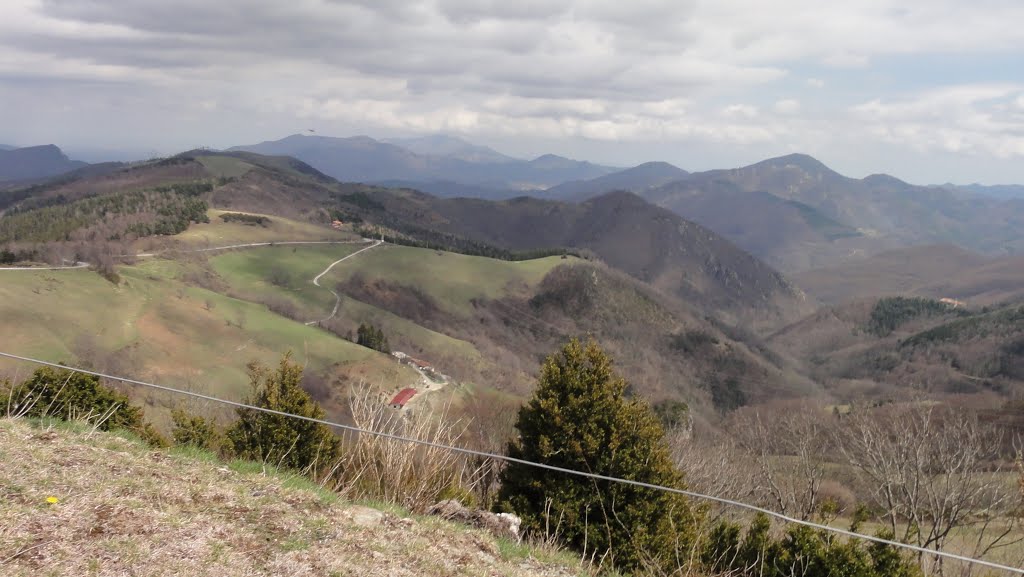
[1,0,1023,184]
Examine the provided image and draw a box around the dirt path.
[305,240,383,326]
[0,261,87,271]
[0,240,373,271]
[134,239,370,257]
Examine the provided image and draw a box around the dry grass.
[0,417,589,577]
[332,385,488,512]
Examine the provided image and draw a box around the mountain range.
[3,144,1023,409]
[0,149,822,412]
[229,134,618,191]
[538,153,1024,272]
[0,144,87,183]
[5,133,1024,277]
[950,183,1024,200]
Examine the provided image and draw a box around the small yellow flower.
[46,496,59,504]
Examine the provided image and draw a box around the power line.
[0,349,1021,575]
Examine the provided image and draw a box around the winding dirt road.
[0,240,372,271]
[305,240,383,326]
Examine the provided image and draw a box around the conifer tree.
[227,353,339,474]
[497,338,697,573]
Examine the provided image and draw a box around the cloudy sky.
[2,0,1024,183]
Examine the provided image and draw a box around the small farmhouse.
[389,388,417,409]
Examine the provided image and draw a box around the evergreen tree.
[356,323,390,353]
[227,353,339,474]
[497,338,697,573]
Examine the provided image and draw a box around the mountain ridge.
[229,134,617,191]
[0,144,88,183]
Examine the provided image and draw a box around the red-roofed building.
[389,388,417,409]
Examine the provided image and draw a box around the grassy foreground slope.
[0,418,584,577]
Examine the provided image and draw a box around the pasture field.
[207,244,577,393]
[196,155,255,178]
[169,209,358,248]
[0,258,413,428]
[325,245,576,316]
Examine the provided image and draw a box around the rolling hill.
[792,245,990,305]
[345,188,811,327]
[0,149,822,416]
[0,145,87,183]
[210,241,816,411]
[768,295,1024,401]
[792,245,1024,308]
[912,254,1024,307]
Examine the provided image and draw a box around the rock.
[344,505,386,527]
[426,500,522,542]
[496,513,521,540]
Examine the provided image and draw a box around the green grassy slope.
[0,258,414,427]
[325,246,573,315]
[208,245,576,391]
[169,209,358,248]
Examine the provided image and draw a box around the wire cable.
[0,349,1020,575]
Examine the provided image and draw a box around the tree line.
[0,181,212,245]
[353,224,581,262]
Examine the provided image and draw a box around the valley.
[2,148,1022,421]
[2,144,1023,577]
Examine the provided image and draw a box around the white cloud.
[851,85,1024,158]
[773,99,801,115]
[1,0,1024,180]
[723,104,759,119]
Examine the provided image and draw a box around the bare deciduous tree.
[729,403,831,521]
[836,403,1023,574]
[668,428,759,522]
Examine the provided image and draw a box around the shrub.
[218,212,269,226]
[701,513,921,577]
[3,367,167,447]
[226,353,340,475]
[497,338,697,573]
[653,399,690,429]
[4,367,144,431]
[171,409,223,452]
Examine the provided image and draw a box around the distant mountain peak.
[634,161,683,170]
[755,153,835,174]
[531,153,570,163]
[863,173,909,187]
